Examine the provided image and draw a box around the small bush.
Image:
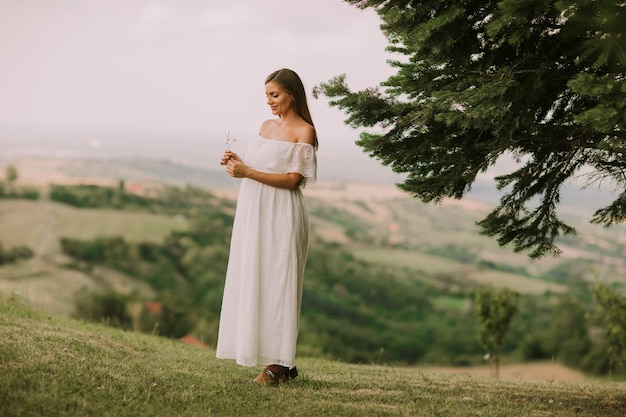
[73,289,132,329]
[0,242,34,265]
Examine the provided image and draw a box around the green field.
[2,296,625,417]
[432,296,469,311]
[0,199,188,254]
[351,247,568,295]
[0,199,185,316]
[352,248,466,275]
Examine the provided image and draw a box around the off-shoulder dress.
[216,136,317,368]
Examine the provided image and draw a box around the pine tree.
[314,0,626,258]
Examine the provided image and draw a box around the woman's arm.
[242,169,303,190]
[222,151,303,190]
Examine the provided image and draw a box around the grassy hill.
[2,157,626,374]
[2,295,625,417]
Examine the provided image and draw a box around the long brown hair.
[265,68,318,148]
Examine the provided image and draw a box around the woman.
[216,68,317,385]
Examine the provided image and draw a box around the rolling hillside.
[2,156,626,375]
[2,157,626,317]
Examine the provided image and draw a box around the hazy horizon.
[2,124,620,220]
[0,125,406,185]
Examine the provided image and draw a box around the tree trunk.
[494,345,501,379]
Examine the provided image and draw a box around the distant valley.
[2,155,625,306]
[1,153,626,374]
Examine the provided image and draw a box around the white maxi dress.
[216,136,317,368]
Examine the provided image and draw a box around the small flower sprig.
[225,130,236,150]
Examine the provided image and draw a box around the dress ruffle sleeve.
[287,143,317,188]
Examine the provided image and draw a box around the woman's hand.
[223,151,248,178]
[221,149,301,188]
[220,150,236,166]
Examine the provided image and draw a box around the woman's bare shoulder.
[295,122,316,146]
[259,119,277,136]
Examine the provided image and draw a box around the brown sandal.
[252,365,298,386]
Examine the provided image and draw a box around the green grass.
[2,296,625,417]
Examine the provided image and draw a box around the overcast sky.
[0,0,398,162]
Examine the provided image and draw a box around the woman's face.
[265,81,293,116]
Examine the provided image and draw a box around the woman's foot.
[252,365,298,385]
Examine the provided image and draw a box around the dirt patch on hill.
[421,362,587,382]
